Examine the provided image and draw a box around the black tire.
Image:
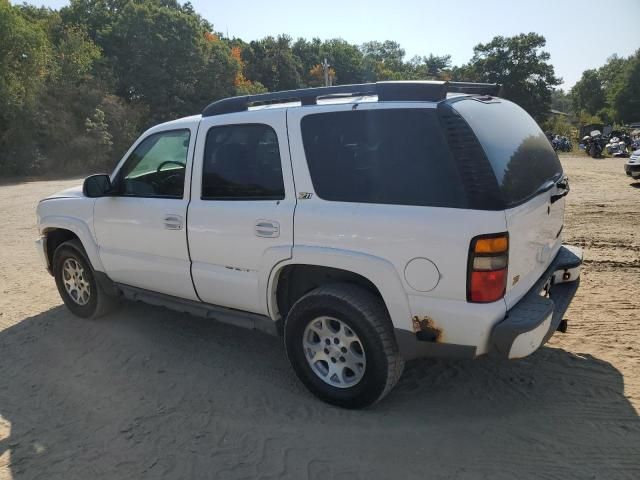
[52,239,119,319]
[284,283,404,409]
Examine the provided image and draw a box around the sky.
[17,0,640,89]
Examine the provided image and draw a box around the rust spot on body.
[412,315,444,342]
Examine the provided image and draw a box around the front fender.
[265,245,413,332]
[39,214,104,273]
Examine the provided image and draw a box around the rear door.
[451,98,565,308]
[187,109,296,315]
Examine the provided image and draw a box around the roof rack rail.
[201,81,501,117]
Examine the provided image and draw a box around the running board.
[116,283,279,336]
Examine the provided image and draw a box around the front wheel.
[53,239,118,319]
[284,283,404,408]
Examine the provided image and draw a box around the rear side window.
[202,124,285,200]
[451,98,562,207]
[300,109,467,208]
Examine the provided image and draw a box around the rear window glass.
[300,109,467,208]
[451,98,562,206]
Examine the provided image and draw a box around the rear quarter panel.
[287,102,508,345]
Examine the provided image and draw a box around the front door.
[188,110,296,314]
[94,127,198,301]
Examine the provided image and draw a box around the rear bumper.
[489,245,582,359]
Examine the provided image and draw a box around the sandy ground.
[0,155,638,480]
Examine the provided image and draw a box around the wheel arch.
[266,246,413,332]
[40,216,104,273]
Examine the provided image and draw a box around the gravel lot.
[0,154,639,480]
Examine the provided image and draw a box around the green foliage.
[570,51,640,125]
[292,38,364,86]
[0,1,51,122]
[541,114,574,139]
[453,33,561,123]
[242,35,302,91]
[550,89,572,114]
[609,51,640,124]
[361,40,407,81]
[407,54,452,80]
[1,1,636,177]
[103,0,237,122]
[571,69,605,115]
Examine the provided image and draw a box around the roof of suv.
[151,81,501,131]
[202,81,500,117]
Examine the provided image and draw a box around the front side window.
[202,124,285,200]
[118,129,190,198]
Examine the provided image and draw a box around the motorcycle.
[551,135,573,152]
[605,136,629,157]
[588,130,604,158]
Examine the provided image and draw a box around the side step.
[116,283,279,336]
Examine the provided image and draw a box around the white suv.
[36,81,582,408]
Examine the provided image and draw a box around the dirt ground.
[0,154,638,480]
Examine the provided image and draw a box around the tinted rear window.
[300,109,467,208]
[451,98,562,206]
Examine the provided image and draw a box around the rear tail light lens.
[474,236,508,254]
[468,233,508,303]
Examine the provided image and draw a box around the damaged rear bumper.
[490,245,582,359]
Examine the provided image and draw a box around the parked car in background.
[625,149,640,180]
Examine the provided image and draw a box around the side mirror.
[83,174,112,198]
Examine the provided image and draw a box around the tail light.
[467,233,508,303]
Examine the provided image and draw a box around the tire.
[52,239,119,319]
[284,283,404,409]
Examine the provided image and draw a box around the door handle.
[255,220,280,238]
[164,214,183,230]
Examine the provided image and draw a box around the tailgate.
[504,186,565,308]
[447,97,566,308]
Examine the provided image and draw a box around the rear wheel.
[284,283,404,408]
[53,239,118,319]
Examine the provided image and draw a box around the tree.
[308,63,336,87]
[407,54,452,79]
[292,37,322,86]
[321,39,364,84]
[361,40,406,81]
[455,33,561,122]
[242,35,302,91]
[104,1,238,122]
[61,0,137,42]
[541,114,574,138]
[292,38,364,86]
[571,69,605,116]
[0,1,51,121]
[550,89,572,114]
[0,0,52,173]
[229,45,267,95]
[609,50,640,123]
